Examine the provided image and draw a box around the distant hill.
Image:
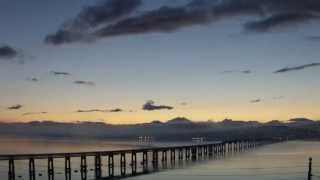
[167,117,193,125]
[0,117,319,141]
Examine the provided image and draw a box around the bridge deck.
[0,142,225,160]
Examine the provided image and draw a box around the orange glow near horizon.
[1,103,319,124]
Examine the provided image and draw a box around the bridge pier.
[178,148,183,161]
[170,149,176,164]
[131,152,137,175]
[94,154,102,179]
[120,153,126,176]
[185,148,190,160]
[108,154,114,177]
[48,157,54,180]
[162,150,167,168]
[191,147,197,161]
[204,146,208,156]
[8,159,15,180]
[65,156,71,180]
[142,151,148,172]
[198,146,203,158]
[208,145,213,157]
[152,150,159,170]
[80,155,87,180]
[29,158,36,180]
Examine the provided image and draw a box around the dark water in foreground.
[0,137,319,180]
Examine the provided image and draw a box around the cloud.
[50,71,72,76]
[45,0,142,45]
[77,108,123,113]
[273,96,285,100]
[45,0,320,44]
[274,63,320,73]
[244,13,317,32]
[8,104,23,110]
[0,45,19,60]
[74,80,96,86]
[306,36,320,42]
[26,77,39,82]
[221,70,252,74]
[109,108,123,112]
[180,102,188,106]
[143,100,174,111]
[22,112,48,116]
[250,99,261,103]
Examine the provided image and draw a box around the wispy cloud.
[273,96,285,100]
[50,71,72,77]
[180,102,188,106]
[8,104,23,110]
[77,108,123,113]
[143,100,174,111]
[306,36,320,42]
[274,63,320,73]
[244,13,317,32]
[46,0,320,45]
[22,112,48,116]
[250,99,262,103]
[221,70,252,74]
[74,80,95,86]
[26,77,39,82]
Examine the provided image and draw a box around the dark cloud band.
[0,45,18,60]
[45,0,142,45]
[8,105,23,110]
[274,63,320,73]
[74,80,96,86]
[77,108,123,113]
[50,71,72,76]
[143,100,173,111]
[45,0,320,45]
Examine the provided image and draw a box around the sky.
[0,0,320,124]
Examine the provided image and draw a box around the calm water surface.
[0,137,319,180]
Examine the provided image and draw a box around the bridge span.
[0,140,270,180]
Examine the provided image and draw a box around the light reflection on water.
[0,138,319,180]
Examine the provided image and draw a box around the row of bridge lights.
[137,136,207,145]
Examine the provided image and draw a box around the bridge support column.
[108,154,114,177]
[65,156,71,180]
[8,159,15,180]
[94,154,102,179]
[186,148,190,160]
[48,157,54,180]
[29,158,35,180]
[204,146,208,156]
[170,149,176,163]
[120,153,126,176]
[234,142,238,152]
[191,147,197,161]
[178,148,183,161]
[208,145,213,157]
[152,150,158,170]
[142,151,148,172]
[162,150,167,168]
[198,146,203,158]
[80,155,87,180]
[131,152,137,175]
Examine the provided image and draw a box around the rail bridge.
[0,140,268,180]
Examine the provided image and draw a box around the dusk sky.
[1,0,320,124]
